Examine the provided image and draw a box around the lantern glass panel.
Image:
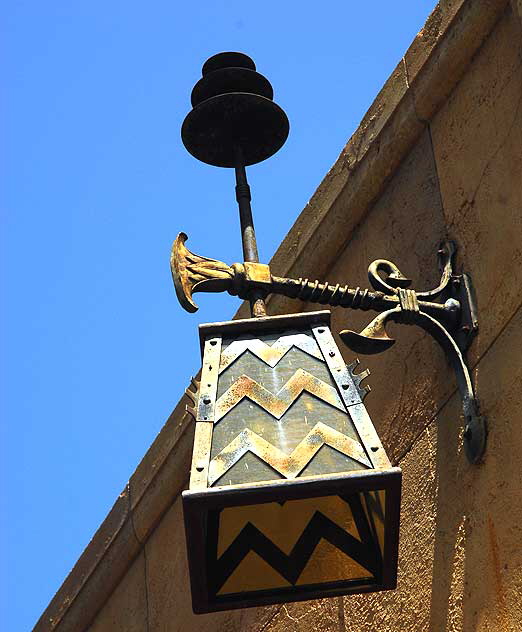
[211,331,369,487]
[211,489,386,596]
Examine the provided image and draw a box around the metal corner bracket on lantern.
[173,51,485,614]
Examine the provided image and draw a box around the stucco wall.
[38,2,522,631]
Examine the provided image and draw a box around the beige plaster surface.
[407,0,511,122]
[404,0,467,83]
[35,486,142,632]
[431,4,522,366]
[339,306,522,632]
[35,1,522,630]
[86,299,522,632]
[264,0,508,319]
[88,553,148,632]
[143,498,279,632]
[85,302,522,632]
[325,128,450,465]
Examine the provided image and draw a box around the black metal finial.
[181,52,289,167]
[180,52,290,317]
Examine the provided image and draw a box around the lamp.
[174,52,484,614]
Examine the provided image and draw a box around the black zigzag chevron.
[210,494,383,593]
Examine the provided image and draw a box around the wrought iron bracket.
[171,235,486,464]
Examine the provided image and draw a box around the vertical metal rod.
[234,156,267,317]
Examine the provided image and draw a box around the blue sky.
[2,2,434,629]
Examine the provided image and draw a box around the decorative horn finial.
[339,308,399,354]
[170,233,234,312]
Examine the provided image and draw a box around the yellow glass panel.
[296,538,372,585]
[218,496,359,557]
[373,490,385,553]
[211,341,368,486]
[218,551,291,595]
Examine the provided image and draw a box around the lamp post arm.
[339,304,485,464]
[171,234,459,328]
[413,311,485,464]
[268,275,458,326]
[171,234,484,463]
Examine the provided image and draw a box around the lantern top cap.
[181,51,289,167]
[202,52,256,75]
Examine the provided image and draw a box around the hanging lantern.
[182,310,400,613]
[175,50,484,614]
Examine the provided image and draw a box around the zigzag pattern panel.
[217,495,362,557]
[208,422,370,485]
[214,369,344,422]
[219,332,323,373]
[211,493,383,595]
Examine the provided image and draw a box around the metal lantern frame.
[183,311,401,613]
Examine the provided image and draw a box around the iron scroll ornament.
[171,235,486,464]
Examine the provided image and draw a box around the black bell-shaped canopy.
[181,52,289,167]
